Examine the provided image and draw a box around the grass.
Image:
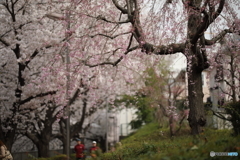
[100,123,240,160]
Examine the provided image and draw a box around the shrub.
[223,101,240,135]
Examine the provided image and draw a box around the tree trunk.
[169,115,175,137]
[60,119,67,154]
[187,52,206,134]
[62,135,67,154]
[186,0,208,135]
[26,131,51,158]
[3,129,16,151]
[0,110,18,151]
[37,142,49,158]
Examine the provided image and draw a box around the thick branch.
[68,89,80,106]
[211,0,225,21]
[26,131,39,144]
[112,0,128,14]
[205,29,231,45]
[19,91,57,105]
[143,42,185,55]
[70,81,90,136]
[131,0,145,42]
[84,45,139,67]
[126,0,134,19]
[197,0,225,37]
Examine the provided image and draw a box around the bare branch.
[174,114,187,134]
[24,38,65,66]
[16,2,26,15]
[211,109,231,121]
[92,15,130,24]
[90,31,131,39]
[0,38,10,46]
[0,29,12,38]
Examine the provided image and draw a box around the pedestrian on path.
[74,138,85,160]
[89,141,100,158]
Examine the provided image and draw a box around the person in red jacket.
[89,141,99,158]
[74,138,85,160]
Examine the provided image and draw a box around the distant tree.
[0,1,68,154]
[116,61,187,135]
[0,0,65,150]
[210,35,240,135]
[215,35,240,103]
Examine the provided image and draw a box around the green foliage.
[116,63,172,129]
[175,99,188,111]
[223,101,240,135]
[144,66,168,89]
[100,123,240,160]
[116,94,155,129]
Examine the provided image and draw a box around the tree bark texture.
[187,56,206,134]
[37,142,50,158]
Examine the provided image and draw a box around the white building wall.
[202,71,210,102]
[118,108,137,136]
[208,67,232,129]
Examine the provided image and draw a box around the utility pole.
[45,6,71,159]
[65,8,71,160]
[106,98,108,152]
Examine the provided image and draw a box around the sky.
[171,53,186,71]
